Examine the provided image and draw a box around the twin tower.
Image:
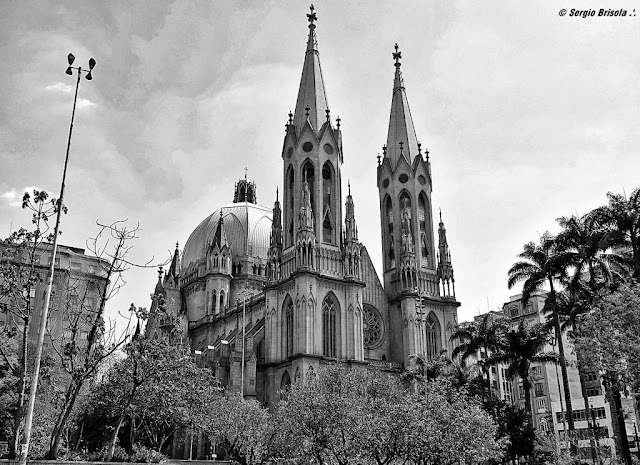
[262,5,459,392]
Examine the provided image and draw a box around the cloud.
[1,186,51,208]
[45,82,96,109]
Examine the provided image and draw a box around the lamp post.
[18,53,95,465]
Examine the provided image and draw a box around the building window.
[586,386,601,397]
[536,398,547,410]
[385,198,395,269]
[510,306,519,317]
[418,195,429,261]
[285,300,294,358]
[532,366,542,376]
[322,294,338,358]
[424,313,442,361]
[535,383,544,397]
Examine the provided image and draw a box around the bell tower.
[377,44,459,365]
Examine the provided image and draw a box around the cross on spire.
[244,167,248,180]
[307,4,317,26]
[393,43,402,68]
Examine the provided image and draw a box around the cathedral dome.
[181,180,273,270]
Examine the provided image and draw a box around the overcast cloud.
[1,0,639,323]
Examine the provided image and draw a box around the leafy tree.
[507,232,575,432]
[487,321,555,416]
[204,393,271,465]
[0,189,61,459]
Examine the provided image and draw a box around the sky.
[1,0,639,327]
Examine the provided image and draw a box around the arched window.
[418,194,429,261]
[211,290,217,314]
[322,293,338,358]
[219,289,225,311]
[285,299,294,358]
[321,161,334,244]
[280,371,291,400]
[385,197,395,269]
[301,161,315,217]
[287,165,295,247]
[425,312,442,360]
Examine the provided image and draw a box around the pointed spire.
[437,210,455,297]
[385,43,420,168]
[213,210,229,249]
[344,182,358,243]
[268,187,283,282]
[168,242,180,279]
[343,183,360,279]
[154,266,164,296]
[293,4,330,135]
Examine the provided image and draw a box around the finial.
[326,108,330,121]
[220,209,224,221]
[425,147,430,161]
[382,144,387,155]
[377,153,381,165]
[244,167,248,180]
[305,105,310,118]
[307,4,317,27]
[399,141,404,155]
[276,186,279,202]
[439,208,442,223]
[393,43,402,68]
[418,142,422,156]
[288,111,293,125]
[336,116,341,129]
[348,180,351,196]
[158,266,163,279]
[175,241,179,250]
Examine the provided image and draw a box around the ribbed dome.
[182,203,273,270]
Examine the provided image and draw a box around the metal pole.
[18,66,82,465]
[633,420,640,462]
[241,289,246,400]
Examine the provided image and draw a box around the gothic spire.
[167,242,180,279]
[212,210,229,250]
[437,210,455,297]
[293,4,330,135]
[344,181,358,243]
[154,266,165,296]
[385,43,420,169]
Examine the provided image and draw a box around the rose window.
[363,305,384,349]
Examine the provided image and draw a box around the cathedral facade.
[148,6,459,409]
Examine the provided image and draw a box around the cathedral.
[147,5,460,408]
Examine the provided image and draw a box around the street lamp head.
[194,350,203,355]
[85,71,92,81]
[207,345,215,350]
[67,53,75,65]
[221,339,229,345]
[88,57,96,69]
[65,67,73,76]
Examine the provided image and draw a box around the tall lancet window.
[322,293,338,358]
[385,197,395,269]
[322,162,334,244]
[425,312,442,360]
[211,289,217,314]
[418,194,429,262]
[302,161,315,216]
[286,166,295,247]
[285,299,294,358]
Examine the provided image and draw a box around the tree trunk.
[613,388,632,465]
[46,381,81,459]
[8,316,30,460]
[106,380,139,461]
[523,376,533,416]
[550,286,575,433]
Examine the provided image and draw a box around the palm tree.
[451,314,506,400]
[487,321,556,417]
[557,211,634,463]
[507,232,575,432]
[591,187,640,280]
[556,212,630,292]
